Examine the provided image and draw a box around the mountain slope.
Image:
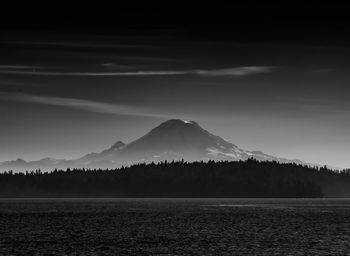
[0,119,307,172]
[120,119,247,161]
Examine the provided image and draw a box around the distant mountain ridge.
[0,119,311,172]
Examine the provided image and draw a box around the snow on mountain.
[0,119,308,172]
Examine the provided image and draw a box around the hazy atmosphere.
[1,3,350,169]
[1,35,350,168]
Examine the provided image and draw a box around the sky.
[1,4,350,168]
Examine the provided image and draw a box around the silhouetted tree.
[1,159,349,198]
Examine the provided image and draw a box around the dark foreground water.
[0,199,350,255]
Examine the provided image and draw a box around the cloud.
[0,92,229,122]
[0,66,274,77]
[99,63,147,71]
[0,65,43,70]
[0,41,160,50]
[112,55,177,62]
[0,70,185,76]
[100,63,135,69]
[0,92,166,118]
[193,66,274,76]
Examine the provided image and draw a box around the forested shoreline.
[0,159,349,198]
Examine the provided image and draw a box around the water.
[0,198,350,255]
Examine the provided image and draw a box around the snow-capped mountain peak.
[0,119,309,172]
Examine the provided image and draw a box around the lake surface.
[0,198,350,255]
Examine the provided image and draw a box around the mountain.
[0,119,309,172]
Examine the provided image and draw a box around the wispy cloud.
[0,92,230,122]
[0,70,185,76]
[0,66,274,77]
[0,92,166,118]
[100,63,136,69]
[0,41,160,50]
[193,66,273,76]
[112,55,177,62]
[0,65,43,70]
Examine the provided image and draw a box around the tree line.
[0,158,349,198]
